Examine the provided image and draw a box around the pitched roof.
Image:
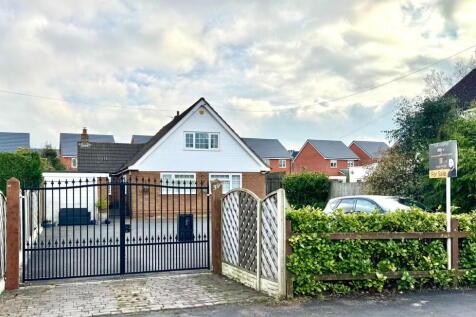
[444,68,476,110]
[131,135,153,144]
[60,133,115,156]
[77,143,143,173]
[306,139,359,160]
[118,97,269,173]
[350,140,390,159]
[0,132,30,152]
[288,150,299,159]
[241,138,290,159]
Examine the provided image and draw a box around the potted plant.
[95,199,109,223]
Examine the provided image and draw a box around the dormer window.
[185,132,219,150]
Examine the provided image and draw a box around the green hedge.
[0,152,42,193]
[282,172,330,209]
[287,207,476,295]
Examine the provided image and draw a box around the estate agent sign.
[429,140,458,178]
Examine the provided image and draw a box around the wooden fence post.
[451,218,459,269]
[211,180,223,274]
[6,178,20,290]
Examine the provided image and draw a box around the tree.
[41,144,65,171]
[364,149,428,202]
[0,151,42,193]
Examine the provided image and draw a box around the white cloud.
[0,0,475,149]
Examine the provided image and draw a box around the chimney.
[80,127,89,145]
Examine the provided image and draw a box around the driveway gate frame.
[21,177,210,281]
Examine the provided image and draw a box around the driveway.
[132,288,476,317]
[0,272,267,316]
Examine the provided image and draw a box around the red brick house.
[242,138,291,173]
[349,140,390,166]
[292,139,360,182]
[59,129,115,170]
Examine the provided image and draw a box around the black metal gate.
[21,177,210,281]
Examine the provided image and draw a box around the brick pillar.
[210,180,223,274]
[6,178,20,290]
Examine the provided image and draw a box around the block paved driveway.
[0,272,268,317]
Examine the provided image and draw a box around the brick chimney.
[80,127,89,145]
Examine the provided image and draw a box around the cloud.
[0,0,476,150]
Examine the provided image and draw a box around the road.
[128,288,476,317]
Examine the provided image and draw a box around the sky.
[0,0,475,151]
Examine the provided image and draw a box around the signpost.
[429,140,458,270]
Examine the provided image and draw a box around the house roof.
[118,97,269,173]
[306,139,359,160]
[77,143,143,173]
[288,150,299,159]
[60,133,115,157]
[350,140,390,159]
[444,68,476,110]
[131,135,153,144]
[0,132,30,152]
[241,138,290,159]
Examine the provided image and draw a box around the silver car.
[323,195,429,214]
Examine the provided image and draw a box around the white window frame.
[161,173,196,194]
[184,131,220,150]
[279,159,286,168]
[71,157,77,168]
[347,160,354,168]
[330,160,337,168]
[209,173,242,194]
[263,159,270,166]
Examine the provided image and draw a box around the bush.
[287,207,476,296]
[0,151,43,192]
[282,172,330,208]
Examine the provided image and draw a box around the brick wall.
[122,170,265,218]
[59,156,77,171]
[293,142,357,176]
[268,159,292,173]
[349,143,375,166]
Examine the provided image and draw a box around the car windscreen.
[377,197,427,212]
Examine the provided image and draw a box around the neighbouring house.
[59,129,115,170]
[76,98,269,218]
[131,135,153,144]
[349,140,390,166]
[288,150,298,160]
[292,139,360,182]
[444,68,476,111]
[242,138,291,173]
[0,132,30,152]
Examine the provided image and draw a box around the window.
[184,132,219,150]
[330,160,337,168]
[71,157,77,168]
[264,159,270,166]
[354,199,380,213]
[209,174,241,194]
[347,160,354,168]
[161,173,196,194]
[336,199,355,213]
[279,159,286,168]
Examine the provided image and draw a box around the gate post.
[210,181,223,274]
[6,178,20,290]
[119,180,126,275]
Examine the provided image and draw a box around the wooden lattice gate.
[221,188,288,297]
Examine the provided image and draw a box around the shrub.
[287,207,476,295]
[0,151,42,192]
[282,172,330,209]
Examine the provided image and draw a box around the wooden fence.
[328,182,366,198]
[287,218,470,283]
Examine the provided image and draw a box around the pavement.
[130,288,476,317]
[0,272,267,317]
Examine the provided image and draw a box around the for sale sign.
[429,140,458,178]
